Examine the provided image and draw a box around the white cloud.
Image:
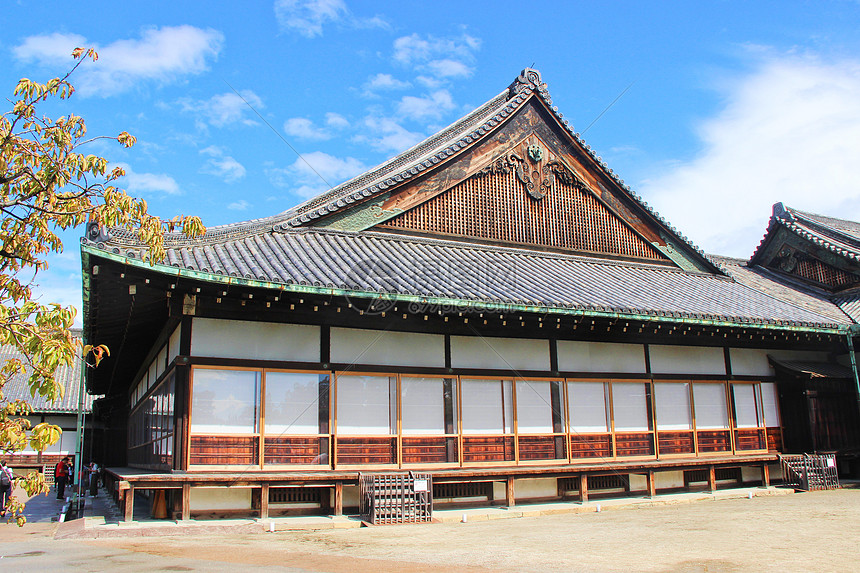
[396,90,455,121]
[362,117,424,154]
[392,33,480,79]
[13,26,223,96]
[181,90,263,127]
[325,112,349,129]
[267,151,367,198]
[640,52,860,258]
[427,59,473,79]
[200,146,246,183]
[274,0,388,37]
[114,162,180,195]
[363,73,411,94]
[284,117,331,140]
[228,200,251,211]
[274,0,347,37]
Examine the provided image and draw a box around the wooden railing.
[462,435,515,463]
[187,425,784,468]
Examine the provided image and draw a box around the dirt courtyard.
[3,488,859,572]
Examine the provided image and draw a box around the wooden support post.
[334,481,343,516]
[181,483,191,521]
[708,465,717,493]
[580,474,589,503]
[124,487,134,522]
[761,464,770,487]
[505,476,515,507]
[260,484,269,520]
[647,471,656,498]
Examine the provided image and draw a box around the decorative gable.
[378,133,666,260]
[297,69,718,273]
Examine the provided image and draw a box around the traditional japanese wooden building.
[81,69,860,520]
[1,329,97,481]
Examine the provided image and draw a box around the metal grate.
[433,481,492,500]
[558,477,580,492]
[269,487,324,504]
[780,453,840,491]
[715,467,742,482]
[359,473,433,525]
[589,474,629,490]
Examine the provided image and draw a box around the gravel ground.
[3,488,858,572]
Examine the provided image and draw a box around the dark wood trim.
[724,347,733,377]
[180,315,193,356]
[643,343,652,375]
[549,339,559,373]
[320,325,330,366]
[444,335,452,370]
[173,365,190,472]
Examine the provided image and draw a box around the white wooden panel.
[728,348,774,376]
[650,345,726,375]
[557,341,646,373]
[330,327,443,368]
[451,336,549,371]
[761,382,781,427]
[401,377,445,435]
[191,317,320,362]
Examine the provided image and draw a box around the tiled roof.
[83,228,850,329]
[712,255,853,324]
[751,203,860,263]
[0,330,95,413]
[98,69,714,269]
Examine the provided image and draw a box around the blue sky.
[5,1,860,323]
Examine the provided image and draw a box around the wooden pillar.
[334,481,343,516]
[580,474,589,503]
[761,463,770,487]
[181,483,191,521]
[124,487,134,522]
[505,476,515,507]
[708,465,717,492]
[260,483,270,520]
[647,471,656,498]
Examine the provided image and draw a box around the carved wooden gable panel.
[770,245,860,290]
[378,135,667,261]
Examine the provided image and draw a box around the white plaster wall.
[557,341,646,373]
[655,470,685,490]
[189,487,251,510]
[191,318,320,362]
[493,481,506,501]
[731,348,831,376]
[451,336,549,371]
[44,415,75,428]
[513,477,557,499]
[168,324,181,364]
[742,466,764,484]
[769,463,783,481]
[628,474,647,492]
[330,328,444,368]
[729,348,774,376]
[342,485,360,509]
[650,345,726,375]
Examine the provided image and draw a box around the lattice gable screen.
[768,243,860,290]
[377,147,667,261]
